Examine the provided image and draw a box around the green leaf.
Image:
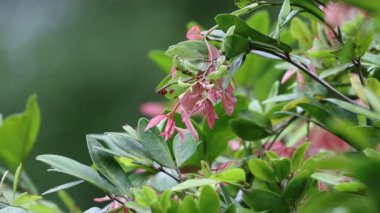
[0,95,40,170]
[14,192,42,206]
[42,180,84,195]
[212,168,246,183]
[363,148,380,160]
[201,161,212,178]
[311,172,348,186]
[272,158,291,181]
[199,186,219,213]
[319,63,351,79]
[234,0,255,9]
[291,0,324,21]
[282,170,309,205]
[243,189,289,213]
[292,142,311,171]
[159,190,172,211]
[334,182,366,193]
[87,136,132,196]
[173,132,199,167]
[133,186,158,207]
[248,159,276,183]
[222,35,250,58]
[273,0,291,40]
[137,118,176,169]
[171,179,219,191]
[13,164,22,201]
[148,50,172,74]
[106,133,152,164]
[230,111,272,141]
[246,11,270,34]
[290,17,313,50]
[57,191,81,213]
[215,14,291,53]
[178,196,199,213]
[36,154,117,194]
[324,98,380,120]
[0,170,8,190]
[166,40,207,60]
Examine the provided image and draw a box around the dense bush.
[1,0,380,212]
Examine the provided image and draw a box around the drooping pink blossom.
[146,40,236,141]
[140,102,165,117]
[201,99,218,128]
[186,25,202,40]
[221,83,237,115]
[179,83,203,115]
[180,108,199,140]
[145,114,167,131]
[323,3,361,28]
[281,69,305,88]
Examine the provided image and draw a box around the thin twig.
[266,115,300,150]
[154,166,181,183]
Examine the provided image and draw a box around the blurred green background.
[0,0,235,208]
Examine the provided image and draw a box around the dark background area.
[0,0,235,209]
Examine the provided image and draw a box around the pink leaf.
[186,25,202,40]
[201,99,218,128]
[281,69,296,84]
[144,114,167,131]
[139,102,165,117]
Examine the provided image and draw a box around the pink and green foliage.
[2,0,380,212]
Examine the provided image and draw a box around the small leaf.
[272,158,291,181]
[36,155,117,194]
[363,148,380,160]
[137,118,176,169]
[311,172,348,186]
[350,74,367,104]
[14,192,42,206]
[178,196,199,213]
[248,159,276,183]
[58,190,81,213]
[171,179,219,191]
[166,40,208,60]
[234,0,255,9]
[292,142,311,171]
[212,168,246,183]
[42,180,84,195]
[334,182,366,193]
[324,98,380,120]
[87,136,132,196]
[199,186,219,213]
[133,186,158,207]
[290,17,313,50]
[243,189,289,213]
[159,190,172,211]
[230,111,272,141]
[0,95,40,170]
[148,50,173,74]
[273,0,291,40]
[215,14,291,53]
[201,161,212,178]
[282,170,309,205]
[222,35,250,58]
[173,132,199,167]
[13,164,22,201]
